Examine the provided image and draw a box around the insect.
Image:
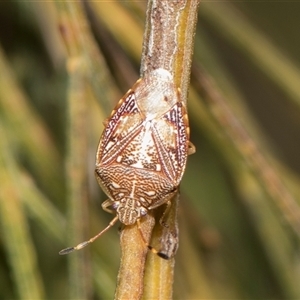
[59,68,194,258]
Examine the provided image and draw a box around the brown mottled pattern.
[95,68,190,225]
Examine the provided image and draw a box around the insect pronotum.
[59,68,194,259]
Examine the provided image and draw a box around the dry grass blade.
[0,47,63,202]
[201,2,300,109]
[193,66,300,238]
[0,124,45,299]
[55,2,92,299]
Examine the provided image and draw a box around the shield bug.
[59,68,194,258]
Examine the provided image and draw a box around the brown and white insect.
[59,68,194,258]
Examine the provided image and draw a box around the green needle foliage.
[0,1,300,299]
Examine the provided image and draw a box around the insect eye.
[112,202,119,210]
[140,208,147,216]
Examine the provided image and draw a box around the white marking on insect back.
[111,181,121,189]
[145,191,156,196]
[130,179,137,199]
[152,68,172,81]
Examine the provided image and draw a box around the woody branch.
[115,1,200,300]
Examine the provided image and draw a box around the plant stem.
[141,0,200,104]
[115,1,200,299]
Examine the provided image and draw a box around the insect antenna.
[59,215,119,255]
[136,219,170,260]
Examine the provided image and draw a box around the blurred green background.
[1,1,300,299]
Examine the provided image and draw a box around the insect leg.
[59,215,119,255]
[158,192,180,259]
[188,141,196,155]
[136,219,170,260]
[102,199,116,214]
[159,200,171,228]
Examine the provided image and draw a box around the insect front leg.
[102,199,117,214]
